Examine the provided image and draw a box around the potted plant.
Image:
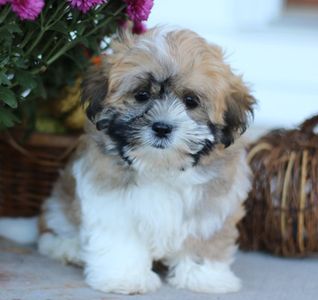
[0,0,154,217]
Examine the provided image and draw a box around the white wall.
[148,0,318,128]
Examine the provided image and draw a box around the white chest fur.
[76,163,192,259]
[73,157,238,260]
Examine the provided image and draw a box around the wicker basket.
[0,131,79,217]
[239,115,318,257]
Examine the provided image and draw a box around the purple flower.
[11,0,44,21]
[132,21,146,34]
[125,0,153,22]
[124,0,153,34]
[68,0,106,13]
[0,0,10,5]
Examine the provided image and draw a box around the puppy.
[38,27,255,294]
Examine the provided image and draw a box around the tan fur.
[39,139,87,235]
[184,205,245,263]
[38,213,51,234]
[98,28,254,128]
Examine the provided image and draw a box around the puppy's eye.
[183,94,199,109]
[134,90,150,102]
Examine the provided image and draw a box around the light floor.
[1,238,317,300]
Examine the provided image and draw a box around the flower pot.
[0,131,80,217]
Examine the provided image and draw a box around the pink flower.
[11,0,44,21]
[0,0,10,5]
[132,21,146,34]
[124,0,153,34]
[125,0,153,22]
[68,0,106,13]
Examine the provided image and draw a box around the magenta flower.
[132,21,146,34]
[11,0,44,21]
[0,0,10,5]
[124,0,153,34]
[68,0,106,13]
[125,0,153,22]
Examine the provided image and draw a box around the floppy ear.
[81,29,136,123]
[81,64,109,123]
[221,74,256,147]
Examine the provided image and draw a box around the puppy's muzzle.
[152,122,173,138]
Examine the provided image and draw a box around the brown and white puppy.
[38,27,255,294]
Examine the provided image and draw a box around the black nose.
[152,122,172,138]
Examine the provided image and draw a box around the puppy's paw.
[167,258,241,294]
[86,270,161,294]
[38,233,83,266]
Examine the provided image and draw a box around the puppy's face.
[82,28,255,171]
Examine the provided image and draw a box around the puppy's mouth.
[150,136,171,149]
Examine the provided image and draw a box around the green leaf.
[0,72,11,85]
[15,70,37,90]
[0,107,20,128]
[76,22,86,36]
[0,56,10,68]
[6,23,22,34]
[0,28,12,49]
[12,56,28,69]
[0,28,11,41]
[0,87,17,108]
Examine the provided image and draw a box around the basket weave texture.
[0,132,79,217]
[238,115,318,257]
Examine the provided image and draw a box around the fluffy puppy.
[38,27,255,294]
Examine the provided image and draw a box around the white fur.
[56,150,250,294]
[38,195,81,264]
[0,217,38,244]
[167,257,241,293]
[126,98,215,172]
[136,27,175,69]
[38,233,82,265]
[44,196,78,236]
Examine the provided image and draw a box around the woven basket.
[0,131,79,217]
[239,115,318,257]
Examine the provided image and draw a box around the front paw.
[167,258,241,294]
[85,270,161,294]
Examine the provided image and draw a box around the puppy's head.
[82,27,255,171]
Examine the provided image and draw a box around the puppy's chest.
[78,163,210,258]
[124,180,200,257]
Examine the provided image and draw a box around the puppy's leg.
[82,224,161,294]
[166,207,243,294]
[38,195,82,266]
[38,232,82,266]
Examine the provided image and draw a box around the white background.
[148,0,318,129]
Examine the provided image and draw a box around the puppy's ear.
[221,74,256,147]
[81,64,108,123]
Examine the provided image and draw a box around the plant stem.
[0,5,11,24]
[86,4,126,37]
[46,5,125,66]
[46,4,70,28]
[25,30,46,57]
[45,39,64,61]
[20,29,35,48]
[24,3,68,57]
[46,41,74,65]
[40,37,57,56]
